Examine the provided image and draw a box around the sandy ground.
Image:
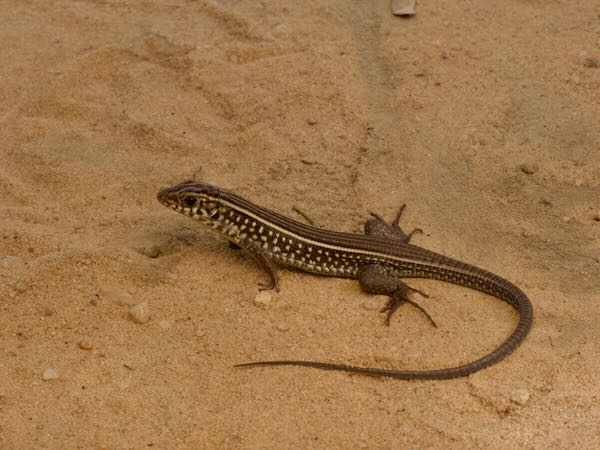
[1,0,600,448]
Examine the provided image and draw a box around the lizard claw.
[381,290,437,328]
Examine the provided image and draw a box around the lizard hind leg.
[364,204,422,243]
[358,264,436,327]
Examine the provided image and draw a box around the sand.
[1,1,599,448]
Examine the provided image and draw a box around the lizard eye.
[183,196,197,207]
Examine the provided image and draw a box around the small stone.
[254,291,273,307]
[14,280,28,293]
[99,284,136,306]
[159,320,171,330]
[78,340,94,350]
[519,162,539,175]
[568,73,580,84]
[562,216,572,223]
[362,298,380,311]
[139,244,160,258]
[583,57,599,68]
[574,178,584,187]
[307,118,317,125]
[391,0,416,16]
[195,326,206,337]
[1,256,24,269]
[593,211,600,221]
[128,302,150,324]
[43,306,56,317]
[510,389,530,405]
[276,322,289,332]
[42,368,59,381]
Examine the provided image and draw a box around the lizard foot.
[364,204,422,243]
[382,287,437,328]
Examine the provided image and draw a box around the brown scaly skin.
[158,180,533,380]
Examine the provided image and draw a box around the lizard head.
[157,180,223,223]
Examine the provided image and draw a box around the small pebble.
[307,118,317,125]
[562,216,572,223]
[276,322,290,332]
[510,389,530,406]
[128,302,150,324]
[592,211,600,222]
[254,291,273,307]
[583,57,599,68]
[138,244,160,258]
[43,306,56,317]
[1,256,24,269]
[574,178,584,187]
[391,0,416,16]
[100,284,136,306]
[362,298,381,311]
[14,280,28,293]
[159,320,171,330]
[78,340,94,350]
[519,162,539,175]
[42,368,59,381]
[195,326,206,337]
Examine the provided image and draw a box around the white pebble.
[128,302,150,324]
[1,256,24,269]
[195,326,206,337]
[42,368,59,381]
[159,320,171,330]
[99,284,136,306]
[362,298,380,310]
[510,389,530,405]
[276,322,290,332]
[254,291,273,307]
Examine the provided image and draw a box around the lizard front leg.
[242,240,280,292]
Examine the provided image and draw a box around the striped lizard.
[157,180,533,380]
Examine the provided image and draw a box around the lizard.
[157,180,533,380]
